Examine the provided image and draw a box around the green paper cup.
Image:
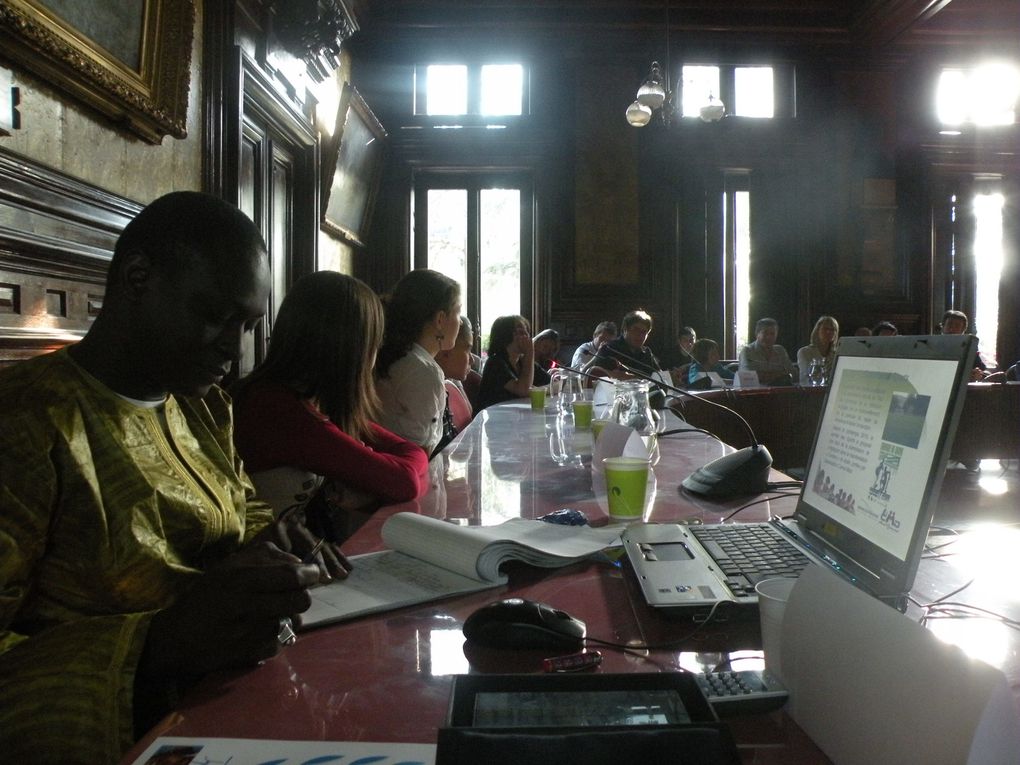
[603,457,651,521]
[591,417,611,441]
[529,386,547,410]
[573,399,594,428]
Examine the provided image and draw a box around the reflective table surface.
[123,401,1020,764]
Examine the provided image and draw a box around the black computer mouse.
[462,598,586,651]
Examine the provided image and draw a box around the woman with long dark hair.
[477,314,542,410]
[375,268,462,457]
[232,271,428,525]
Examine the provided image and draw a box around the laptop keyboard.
[690,524,810,597]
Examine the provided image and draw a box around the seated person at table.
[592,309,663,379]
[571,320,618,371]
[0,192,343,765]
[375,269,462,458]
[478,315,546,410]
[738,317,796,386]
[872,320,898,336]
[939,309,988,380]
[660,325,698,369]
[437,315,477,431]
[533,328,561,372]
[687,338,735,387]
[232,271,429,534]
[797,315,840,385]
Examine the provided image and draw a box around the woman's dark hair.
[691,338,719,366]
[233,271,383,440]
[376,269,460,378]
[487,315,529,363]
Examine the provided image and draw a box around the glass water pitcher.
[609,379,661,464]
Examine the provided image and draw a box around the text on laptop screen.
[803,355,960,562]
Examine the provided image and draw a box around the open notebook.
[624,333,977,619]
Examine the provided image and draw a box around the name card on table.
[592,420,650,470]
[782,566,1020,765]
[130,737,436,765]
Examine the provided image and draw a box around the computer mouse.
[462,598,586,651]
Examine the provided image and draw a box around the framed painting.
[0,0,194,143]
[321,83,387,247]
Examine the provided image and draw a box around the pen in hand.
[302,537,326,565]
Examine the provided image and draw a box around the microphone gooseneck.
[597,343,773,499]
[597,344,760,449]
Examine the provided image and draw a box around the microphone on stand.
[597,344,773,499]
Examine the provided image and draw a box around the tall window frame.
[411,171,535,352]
[933,176,1008,367]
[723,174,752,356]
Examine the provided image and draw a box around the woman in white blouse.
[375,269,462,457]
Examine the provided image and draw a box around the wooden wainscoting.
[0,147,140,366]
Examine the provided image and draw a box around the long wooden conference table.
[123,398,1020,763]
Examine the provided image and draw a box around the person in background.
[738,317,796,386]
[478,315,544,410]
[661,326,697,368]
[0,192,343,765]
[437,315,476,431]
[797,315,840,385]
[232,271,428,539]
[592,309,662,379]
[872,320,898,336]
[854,326,873,336]
[533,328,560,372]
[940,309,988,380]
[571,320,617,370]
[687,338,734,387]
[375,269,462,458]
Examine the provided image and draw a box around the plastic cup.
[529,386,546,410]
[573,400,594,428]
[755,577,797,682]
[591,417,611,441]
[603,457,651,521]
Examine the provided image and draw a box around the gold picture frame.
[321,83,387,247]
[0,0,194,143]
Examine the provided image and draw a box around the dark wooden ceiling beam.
[850,0,956,47]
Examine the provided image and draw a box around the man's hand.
[254,512,352,582]
[138,542,320,679]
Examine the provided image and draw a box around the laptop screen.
[795,334,976,602]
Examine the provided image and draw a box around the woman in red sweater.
[232,271,428,537]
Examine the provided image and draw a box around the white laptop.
[623,334,977,620]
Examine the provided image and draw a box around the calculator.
[695,668,789,717]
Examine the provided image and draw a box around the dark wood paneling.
[0,147,140,356]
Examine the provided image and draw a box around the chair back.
[445,380,474,432]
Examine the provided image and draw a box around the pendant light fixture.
[626,3,674,127]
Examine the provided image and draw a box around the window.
[681,65,781,119]
[411,173,533,353]
[723,176,752,354]
[416,63,526,119]
[937,182,1006,368]
[972,191,1005,366]
[936,63,1019,128]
